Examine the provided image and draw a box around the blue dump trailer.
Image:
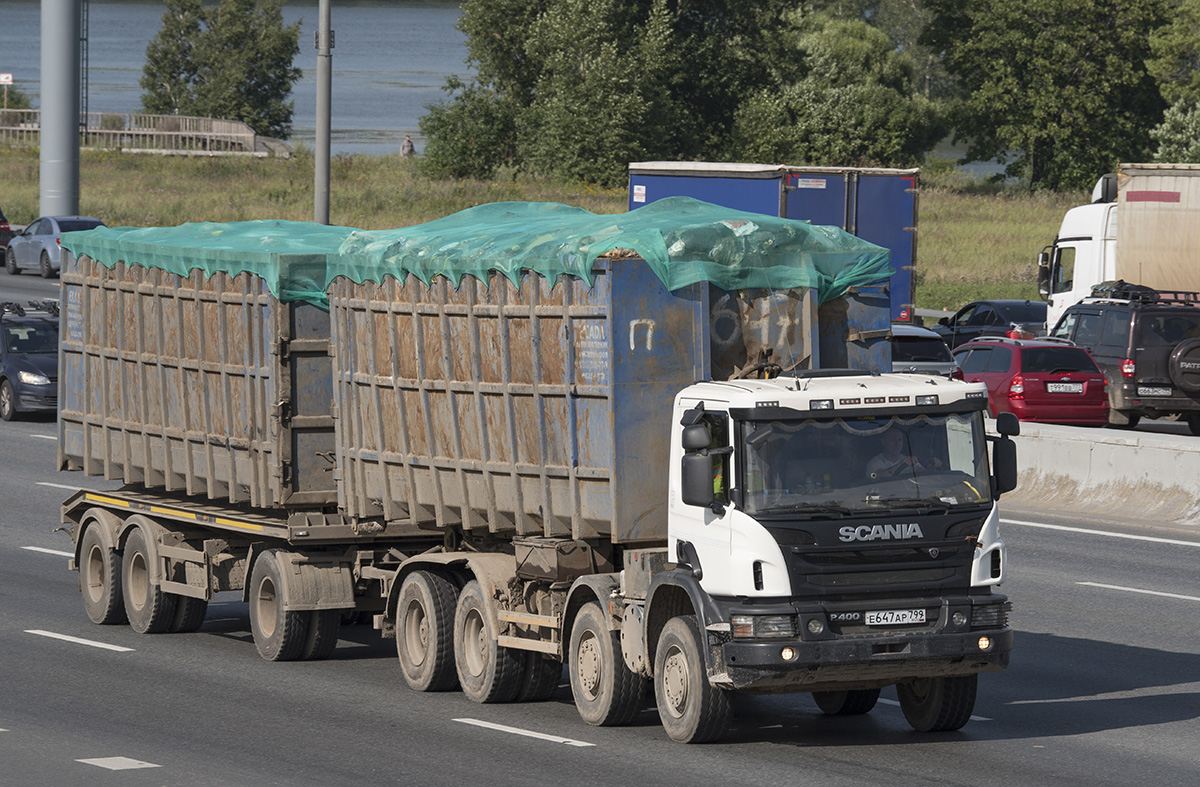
[629,162,919,332]
[56,199,1014,743]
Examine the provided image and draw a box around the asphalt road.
[2,414,1199,786]
[1,264,61,307]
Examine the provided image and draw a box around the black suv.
[1048,282,1200,432]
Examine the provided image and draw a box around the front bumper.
[16,386,57,412]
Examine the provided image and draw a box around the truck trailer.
[1038,163,1200,329]
[58,200,1016,743]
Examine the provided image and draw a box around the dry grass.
[0,146,1086,311]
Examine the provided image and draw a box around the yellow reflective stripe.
[151,506,195,520]
[215,517,265,532]
[85,494,130,508]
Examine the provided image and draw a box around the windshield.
[3,323,59,354]
[741,413,992,518]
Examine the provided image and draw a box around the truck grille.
[971,601,1011,629]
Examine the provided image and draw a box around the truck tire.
[79,522,127,625]
[896,674,978,732]
[653,616,731,743]
[397,570,459,691]
[301,609,342,660]
[6,246,18,274]
[249,549,310,661]
[452,579,523,703]
[0,379,16,421]
[40,250,55,279]
[813,688,881,715]
[169,596,209,633]
[1187,414,1200,437]
[121,527,178,634]
[569,601,645,725]
[516,652,563,702]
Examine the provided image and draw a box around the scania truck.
[58,200,1016,743]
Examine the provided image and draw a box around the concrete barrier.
[997,420,1200,525]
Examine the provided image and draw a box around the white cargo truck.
[58,201,1016,743]
[1038,163,1200,328]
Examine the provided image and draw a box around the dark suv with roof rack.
[1048,281,1200,433]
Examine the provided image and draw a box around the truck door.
[672,410,734,581]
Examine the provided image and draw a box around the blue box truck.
[628,162,919,324]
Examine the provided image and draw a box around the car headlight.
[730,614,797,639]
[18,370,52,385]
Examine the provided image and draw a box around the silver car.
[5,215,106,278]
[890,322,959,376]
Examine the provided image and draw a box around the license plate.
[865,609,926,626]
[1138,386,1172,397]
[1046,382,1083,393]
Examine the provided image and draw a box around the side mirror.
[681,453,715,508]
[991,436,1018,496]
[995,412,1020,436]
[681,423,710,452]
[938,317,950,327]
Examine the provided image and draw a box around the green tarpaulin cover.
[62,197,892,308]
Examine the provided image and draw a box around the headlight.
[730,614,797,639]
[18,370,51,385]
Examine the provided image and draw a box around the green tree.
[1148,0,1200,105]
[1152,100,1200,161]
[140,0,301,138]
[922,0,1168,190]
[730,12,944,166]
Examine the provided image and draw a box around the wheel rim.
[402,598,429,667]
[84,542,105,604]
[128,549,149,612]
[463,608,486,678]
[0,384,12,418]
[661,643,690,719]
[575,629,602,701]
[256,575,278,638]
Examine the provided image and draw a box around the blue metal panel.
[629,173,782,216]
[855,173,918,321]
[817,285,892,373]
[783,171,851,228]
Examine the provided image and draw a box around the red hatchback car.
[952,337,1109,425]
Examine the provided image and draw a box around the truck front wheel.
[79,522,126,625]
[121,527,177,634]
[896,674,978,732]
[453,579,523,703]
[813,688,881,715]
[249,549,309,661]
[396,570,459,691]
[653,615,731,743]
[568,601,645,725]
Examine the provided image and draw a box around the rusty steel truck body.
[57,201,1016,743]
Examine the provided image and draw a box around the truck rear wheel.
[569,601,645,725]
[301,609,342,660]
[813,688,881,715]
[249,549,309,661]
[896,674,978,732]
[121,527,177,634]
[517,652,563,702]
[169,596,209,633]
[79,522,126,625]
[453,579,523,703]
[396,570,459,691]
[653,615,731,743]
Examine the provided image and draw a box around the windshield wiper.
[757,502,854,519]
[878,497,955,513]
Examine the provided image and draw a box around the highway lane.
[1,267,61,305]
[3,419,1200,785]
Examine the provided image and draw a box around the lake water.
[0,0,471,156]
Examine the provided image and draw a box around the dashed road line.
[37,482,86,491]
[77,757,160,771]
[22,546,73,557]
[1077,581,1200,603]
[1002,518,1200,548]
[29,434,56,441]
[454,718,595,747]
[25,630,134,652]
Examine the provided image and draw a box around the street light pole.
[314,0,332,225]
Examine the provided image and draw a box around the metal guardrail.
[0,109,262,156]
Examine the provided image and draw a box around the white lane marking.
[22,546,73,557]
[25,630,134,652]
[1002,519,1200,548]
[30,434,56,440]
[77,757,160,771]
[454,718,595,747]
[877,697,991,722]
[37,482,85,491]
[1077,581,1200,603]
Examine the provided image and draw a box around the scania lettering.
[839,523,925,542]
